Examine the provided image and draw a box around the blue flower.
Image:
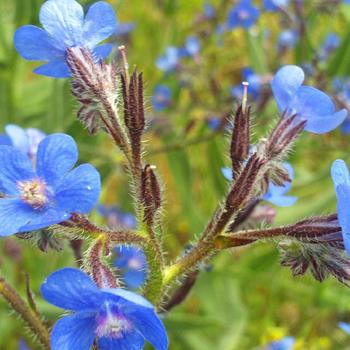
[14,0,117,78]
[0,133,101,237]
[221,163,296,207]
[98,205,137,229]
[331,159,350,255]
[41,268,168,350]
[203,3,216,19]
[318,33,340,61]
[18,340,31,350]
[231,67,262,100]
[271,65,347,134]
[156,46,180,72]
[207,116,221,130]
[115,22,135,37]
[263,163,297,207]
[339,322,350,334]
[152,85,172,112]
[115,245,148,289]
[226,0,260,30]
[277,30,298,51]
[183,36,201,57]
[268,336,295,350]
[0,124,46,159]
[264,0,290,11]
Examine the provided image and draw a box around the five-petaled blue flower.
[271,65,347,134]
[226,0,260,30]
[14,0,117,78]
[98,205,137,229]
[339,322,350,334]
[0,124,46,159]
[231,67,262,100]
[114,245,148,289]
[152,85,172,112]
[0,133,101,236]
[263,163,297,207]
[41,267,168,350]
[268,336,295,350]
[331,159,350,255]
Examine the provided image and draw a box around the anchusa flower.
[0,133,101,236]
[14,0,117,77]
[271,65,347,134]
[114,22,135,37]
[41,268,168,350]
[226,0,260,30]
[203,3,216,19]
[0,124,45,159]
[331,159,350,255]
[339,322,350,334]
[156,46,181,72]
[263,163,297,207]
[182,36,201,57]
[277,30,298,51]
[267,336,295,350]
[98,205,137,229]
[207,116,222,130]
[152,85,172,112]
[114,245,148,289]
[318,33,340,61]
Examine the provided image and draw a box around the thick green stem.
[0,275,51,349]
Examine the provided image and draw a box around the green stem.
[0,275,51,349]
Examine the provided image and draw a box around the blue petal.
[98,332,144,350]
[51,312,96,350]
[128,307,169,350]
[41,268,101,311]
[0,146,34,195]
[0,134,12,146]
[33,60,71,78]
[0,199,35,237]
[93,43,113,60]
[332,159,350,187]
[339,322,350,335]
[26,128,46,158]
[271,65,304,112]
[18,207,71,232]
[265,194,297,207]
[14,25,63,61]
[36,134,78,188]
[39,0,84,48]
[335,184,350,255]
[5,124,29,155]
[83,1,117,48]
[102,288,154,309]
[55,164,101,214]
[221,167,233,180]
[303,109,347,134]
[123,270,146,289]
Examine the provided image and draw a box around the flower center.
[238,10,250,20]
[17,179,48,209]
[128,257,143,270]
[95,305,131,339]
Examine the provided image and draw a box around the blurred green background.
[1,0,350,349]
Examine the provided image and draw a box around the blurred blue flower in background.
[114,245,148,289]
[98,205,137,229]
[0,124,45,159]
[227,0,260,30]
[156,46,180,72]
[41,268,168,350]
[183,36,201,57]
[339,322,350,334]
[14,0,117,77]
[263,163,297,207]
[333,78,350,134]
[231,68,262,100]
[203,3,216,19]
[18,340,30,350]
[331,159,350,255]
[267,336,295,350]
[272,65,347,134]
[115,22,135,37]
[318,33,340,61]
[0,134,101,236]
[264,0,290,12]
[277,30,298,51]
[207,116,221,130]
[152,85,172,112]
